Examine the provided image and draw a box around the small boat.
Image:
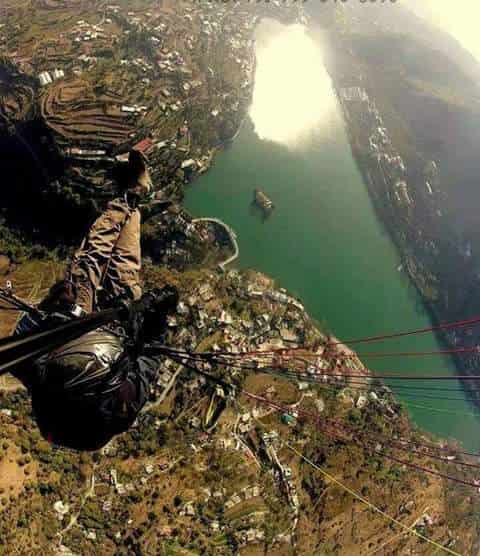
[254,189,274,213]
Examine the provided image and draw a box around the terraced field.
[40,80,134,149]
[0,260,64,391]
[0,260,64,337]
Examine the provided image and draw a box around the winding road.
[192,218,239,270]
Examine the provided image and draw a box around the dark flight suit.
[14,196,169,451]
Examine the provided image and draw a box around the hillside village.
[321,15,480,408]
[0,0,301,204]
[0,0,303,263]
[0,264,479,554]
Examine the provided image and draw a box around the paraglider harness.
[0,286,236,449]
[0,284,163,371]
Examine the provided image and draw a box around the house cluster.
[257,430,300,537]
[154,358,183,394]
[120,57,154,75]
[53,500,70,521]
[341,83,462,293]
[179,501,196,517]
[38,68,65,87]
[223,288,303,351]
[108,468,135,496]
[103,460,172,499]
[143,207,201,269]
[174,280,303,349]
[344,87,416,210]
[341,85,443,220]
[71,19,110,43]
[278,463,299,513]
[246,283,304,311]
[157,49,188,76]
[237,411,254,435]
[341,87,369,103]
[47,17,118,77]
[120,104,148,115]
[163,269,394,431]
[225,484,261,510]
[234,527,265,546]
[4,0,267,209]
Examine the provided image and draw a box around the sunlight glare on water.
[405,0,480,62]
[249,19,336,148]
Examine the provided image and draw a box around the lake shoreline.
[319,27,480,412]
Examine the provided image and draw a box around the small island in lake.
[253,188,274,215]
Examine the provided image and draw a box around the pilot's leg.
[68,198,139,312]
[102,200,142,304]
[68,150,151,312]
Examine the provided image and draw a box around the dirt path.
[57,465,97,542]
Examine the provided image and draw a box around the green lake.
[185,20,480,450]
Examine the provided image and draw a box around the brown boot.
[127,150,152,198]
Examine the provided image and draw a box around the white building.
[53,68,65,80]
[38,71,53,87]
[341,87,368,102]
[181,159,196,170]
